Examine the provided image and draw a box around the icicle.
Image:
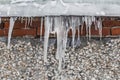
[30,17,33,26]
[91,16,96,22]
[58,17,64,72]
[84,16,88,39]
[77,27,80,42]
[91,16,97,30]
[61,17,68,60]
[51,17,55,33]
[18,17,21,21]
[81,17,85,35]
[53,16,65,71]
[0,17,2,24]
[88,17,92,40]
[71,16,77,50]
[62,16,70,38]
[44,16,50,63]
[77,26,80,40]
[56,17,61,68]
[21,17,24,23]
[62,30,68,60]
[84,16,92,40]
[76,26,81,47]
[55,17,62,60]
[7,17,16,49]
[49,17,54,33]
[97,17,103,40]
[25,17,28,29]
[92,17,98,31]
[40,17,43,41]
[76,17,81,46]
[28,17,31,27]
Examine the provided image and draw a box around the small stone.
[91,77,96,80]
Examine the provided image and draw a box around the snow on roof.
[0,0,120,17]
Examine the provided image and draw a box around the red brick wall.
[0,17,120,37]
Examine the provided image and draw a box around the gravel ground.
[0,37,120,80]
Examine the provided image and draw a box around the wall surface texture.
[0,17,120,37]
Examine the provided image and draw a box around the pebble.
[0,37,120,80]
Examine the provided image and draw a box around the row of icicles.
[4,16,102,72]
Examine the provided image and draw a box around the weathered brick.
[31,21,40,28]
[91,27,110,36]
[0,29,5,36]
[4,29,9,36]
[103,20,120,27]
[4,21,9,29]
[111,27,120,35]
[14,20,25,29]
[12,29,25,37]
[4,18,41,29]
[4,28,36,37]
[25,28,36,36]
[1,17,120,37]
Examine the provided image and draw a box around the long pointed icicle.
[21,17,24,23]
[44,16,50,63]
[28,17,31,27]
[81,17,85,35]
[84,17,89,39]
[88,17,92,40]
[62,18,69,59]
[30,17,33,26]
[57,17,64,71]
[62,17,68,61]
[62,31,68,59]
[54,16,65,71]
[97,18,103,40]
[71,17,77,50]
[7,17,16,49]
[55,17,60,60]
[25,17,28,29]
[60,17,69,63]
[0,17,1,24]
[56,17,60,64]
[84,16,93,40]
[57,30,63,71]
[40,17,43,41]
[92,16,97,30]
[76,17,81,46]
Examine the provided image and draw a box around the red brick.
[4,21,9,29]
[63,25,110,37]
[1,17,120,37]
[4,29,9,36]
[25,28,36,36]
[14,20,25,29]
[4,28,36,37]
[4,18,41,29]
[12,29,25,37]
[91,27,110,36]
[32,21,40,28]
[103,20,120,27]
[102,27,111,36]
[68,23,86,37]
[4,29,20,36]
[0,29,5,36]
[111,27,120,35]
